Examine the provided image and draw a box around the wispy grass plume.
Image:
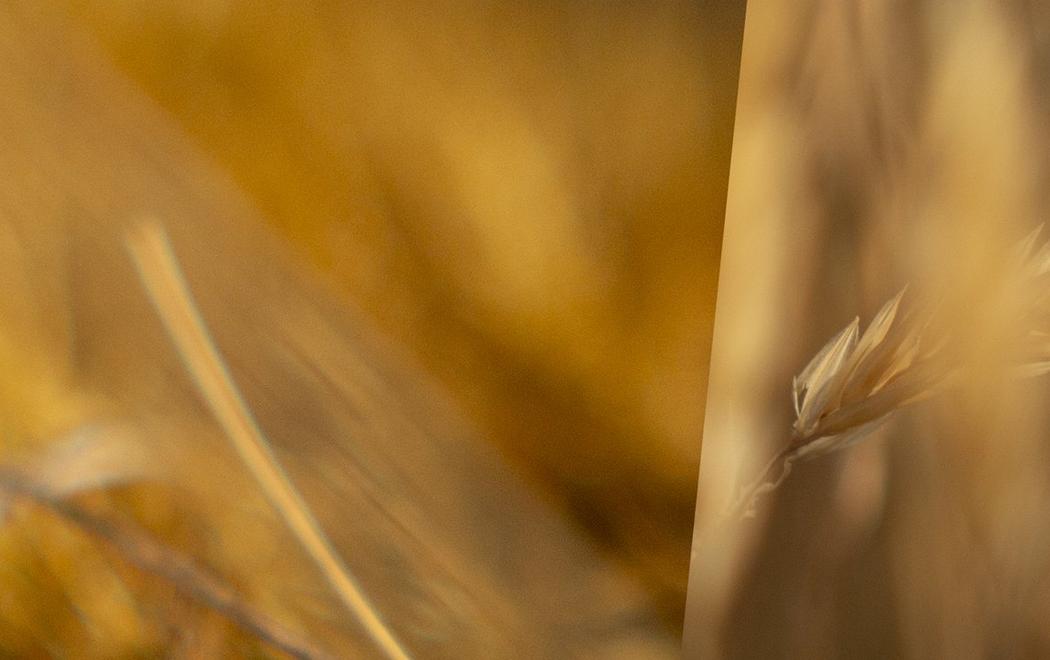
[730,224,1050,518]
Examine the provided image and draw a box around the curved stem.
[127,221,410,660]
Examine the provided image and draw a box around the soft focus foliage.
[0,1,741,655]
[56,0,740,622]
[687,2,1050,658]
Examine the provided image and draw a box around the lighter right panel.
[685,3,1050,658]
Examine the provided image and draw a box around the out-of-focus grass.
[49,0,741,624]
[686,2,1050,659]
[0,1,742,654]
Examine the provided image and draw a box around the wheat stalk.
[126,220,411,660]
[729,224,1050,519]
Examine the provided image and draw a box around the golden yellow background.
[0,1,744,654]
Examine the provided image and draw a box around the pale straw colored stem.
[126,220,411,660]
[726,445,797,520]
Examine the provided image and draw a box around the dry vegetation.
[53,0,745,630]
[0,1,742,656]
[687,2,1050,659]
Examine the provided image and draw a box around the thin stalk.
[726,444,797,520]
[126,220,410,660]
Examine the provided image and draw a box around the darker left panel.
[0,1,746,656]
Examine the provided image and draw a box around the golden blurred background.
[687,2,1050,658]
[60,0,743,618]
[0,1,744,655]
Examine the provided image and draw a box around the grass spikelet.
[730,225,1050,518]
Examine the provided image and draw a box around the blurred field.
[686,2,1050,659]
[0,1,744,656]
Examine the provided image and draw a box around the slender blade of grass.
[126,219,410,660]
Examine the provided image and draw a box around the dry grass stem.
[126,220,410,660]
[0,467,332,660]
